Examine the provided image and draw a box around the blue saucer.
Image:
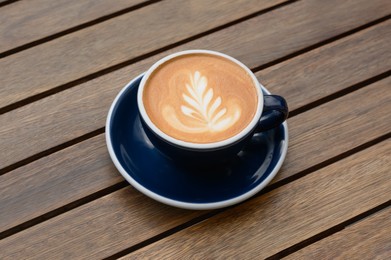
[106,74,288,210]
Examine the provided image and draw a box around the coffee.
[142,53,258,143]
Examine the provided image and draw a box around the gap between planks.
[110,199,391,260]
[251,14,391,73]
[0,13,390,174]
[0,3,390,243]
[114,139,391,259]
[2,1,389,115]
[0,0,297,114]
[0,0,163,58]
[1,133,385,258]
[3,134,388,241]
[265,201,391,259]
[0,82,390,239]
[0,23,389,238]
[281,205,391,259]
[1,69,389,177]
[0,0,19,8]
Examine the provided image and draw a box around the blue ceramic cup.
[137,50,288,165]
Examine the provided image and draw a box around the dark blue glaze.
[257,95,289,131]
[108,75,287,204]
[140,116,255,166]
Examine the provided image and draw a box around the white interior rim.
[106,74,288,210]
[137,49,264,149]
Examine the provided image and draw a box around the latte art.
[162,71,241,133]
[142,53,258,143]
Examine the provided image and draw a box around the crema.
[143,53,258,143]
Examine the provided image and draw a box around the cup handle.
[256,95,289,132]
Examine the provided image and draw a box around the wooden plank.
[2,77,390,236]
[1,16,390,170]
[0,187,203,259]
[0,0,287,108]
[122,140,391,259]
[1,21,390,234]
[0,0,147,54]
[0,77,390,257]
[257,21,391,111]
[0,16,391,171]
[1,133,390,259]
[0,135,123,233]
[285,207,391,259]
[273,76,391,183]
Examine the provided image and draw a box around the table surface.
[1,0,390,259]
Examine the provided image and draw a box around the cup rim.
[137,49,264,149]
[105,73,289,210]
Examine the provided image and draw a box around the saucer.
[106,74,288,210]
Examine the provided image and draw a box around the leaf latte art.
[142,53,258,143]
[162,71,241,133]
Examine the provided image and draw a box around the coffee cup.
[137,50,288,165]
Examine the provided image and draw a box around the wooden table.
[1,0,390,259]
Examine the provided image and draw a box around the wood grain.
[1,77,390,250]
[0,135,123,233]
[285,207,391,259]
[272,76,391,184]
[257,20,391,111]
[0,187,203,259]
[0,0,287,108]
[1,137,389,259]
[1,4,390,170]
[1,25,390,232]
[0,0,147,54]
[122,139,391,259]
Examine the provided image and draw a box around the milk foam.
[162,71,241,133]
[143,54,258,143]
